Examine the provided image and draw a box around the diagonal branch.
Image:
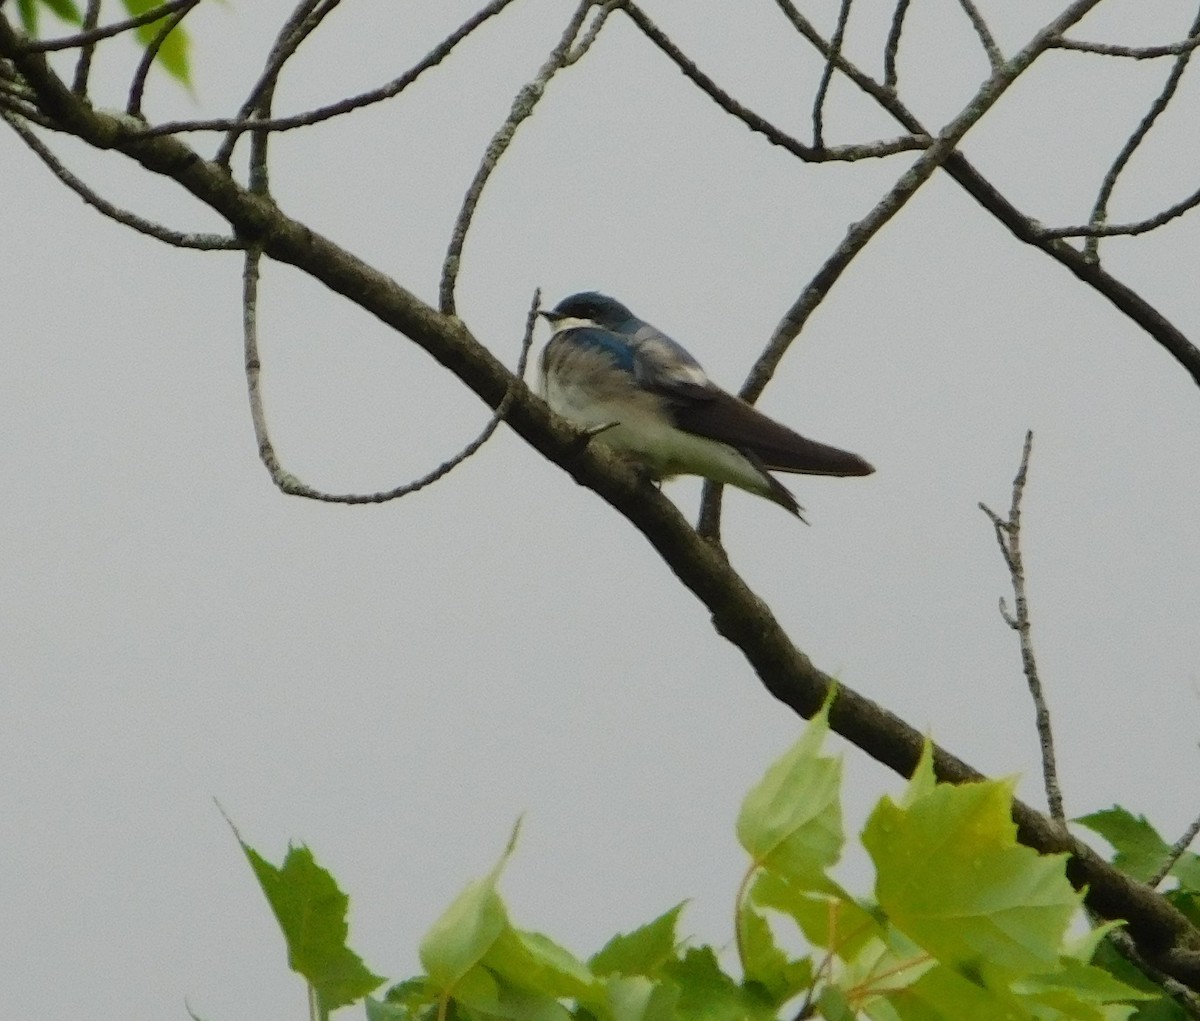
[956,0,1003,69]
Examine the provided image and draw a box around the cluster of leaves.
[235,703,1182,1020]
[1075,808,1200,1020]
[15,0,190,82]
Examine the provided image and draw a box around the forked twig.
[1083,4,1200,262]
[979,431,1063,822]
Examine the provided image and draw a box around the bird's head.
[540,292,639,333]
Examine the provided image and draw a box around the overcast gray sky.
[4,1,1200,1018]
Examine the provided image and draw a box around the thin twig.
[956,0,1003,69]
[16,0,193,52]
[620,1,929,164]
[1053,33,1200,59]
[979,432,1064,822]
[70,0,100,94]
[1149,812,1200,889]
[126,0,202,118]
[183,0,521,155]
[438,0,595,315]
[812,0,852,149]
[1084,4,1200,262]
[243,255,538,504]
[214,0,340,167]
[564,0,617,66]
[1036,182,1200,239]
[767,0,1200,392]
[883,0,912,90]
[1,109,243,249]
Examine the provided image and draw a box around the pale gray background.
[3,1,1199,1018]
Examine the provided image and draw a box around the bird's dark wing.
[656,380,874,478]
[622,322,873,478]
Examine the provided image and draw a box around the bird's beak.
[538,310,556,322]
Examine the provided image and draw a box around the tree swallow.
[539,292,873,519]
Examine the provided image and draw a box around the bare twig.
[620,1,929,163]
[1036,182,1200,239]
[1150,812,1200,889]
[243,255,538,504]
[956,0,1003,69]
[979,432,1063,822]
[15,0,193,53]
[812,0,853,149]
[214,0,341,167]
[883,0,912,90]
[1083,4,1200,262]
[2,109,242,249]
[157,0,521,152]
[1053,33,1200,59]
[70,0,100,94]
[438,0,595,315]
[768,0,1200,391]
[564,0,617,66]
[126,0,202,118]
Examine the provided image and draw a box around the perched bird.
[538,291,873,519]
